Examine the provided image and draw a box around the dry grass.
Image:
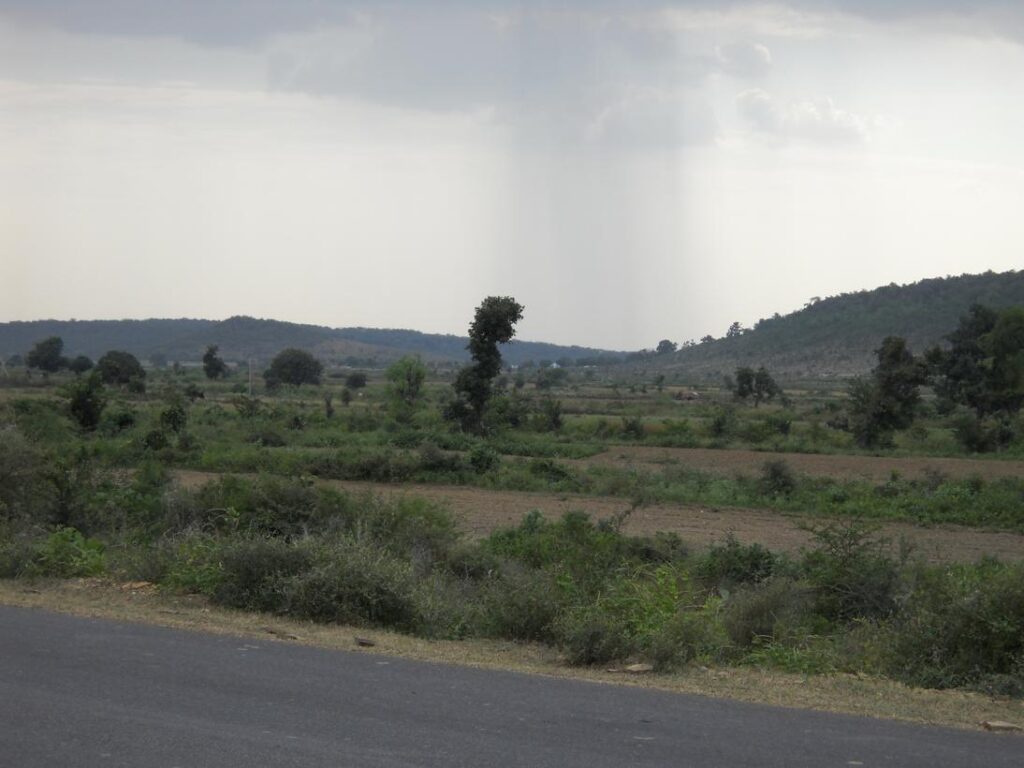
[576,445,1024,482]
[2,578,1021,734]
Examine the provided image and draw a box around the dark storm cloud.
[3,1,1019,49]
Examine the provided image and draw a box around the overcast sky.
[2,1,1022,349]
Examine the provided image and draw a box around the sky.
[1,1,1023,350]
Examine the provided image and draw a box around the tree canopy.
[26,336,67,372]
[446,296,524,432]
[96,350,146,387]
[849,336,926,448]
[202,345,228,380]
[264,348,323,388]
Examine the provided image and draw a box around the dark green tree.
[202,345,229,380]
[929,305,1024,451]
[752,367,780,407]
[445,296,524,432]
[733,367,755,402]
[26,336,67,372]
[264,348,323,388]
[96,350,146,387]
[64,372,106,431]
[68,355,94,375]
[345,372,368,389]
[656,339,677,355]
[927,304,999,416]
[849,336,926,448]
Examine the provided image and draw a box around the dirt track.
[576,445,1024,482]
[172,470,1024,564]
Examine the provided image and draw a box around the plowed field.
[173,470,1024,564]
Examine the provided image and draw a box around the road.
[0,606,1018,767]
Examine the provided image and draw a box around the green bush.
[889,560,1024,692]
[475,564,565,642]
[29,527,105,578]
[161,531,225,594]
[758,460,797,498]
[468,443,501,474]
[213,537,314,613]
[283,539,417,629]
[721,578,808,648]
[801,521,900,622]
[556,606,635,665]
[697,534,778,586]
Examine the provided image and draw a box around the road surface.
[0,606,1018,767]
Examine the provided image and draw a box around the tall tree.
[929,304,1024,417]
[752,367,780,407]
[445,296,524,432]
[386,356,428,423]
[202,345,229,380]
[849,336,926,448]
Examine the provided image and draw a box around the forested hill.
[661,270,1024,379]
[0,315,616,367]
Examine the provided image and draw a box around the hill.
[0,316,617,368]
[659,270,1024,380]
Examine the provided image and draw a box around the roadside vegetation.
[2,297,1023,700]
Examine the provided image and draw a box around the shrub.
[721,578,808,648]
[952,414,1014,453]
[801,520,900,622]
[0,525,40,578]
[0,428,49,523]
[647,606,727,671]
[247,430,286,448]
[468,443,500,474]
[159,404,187,434]
[142,430,169,451]
[213,538,314,613]
[29,526,105,578]
[418,443,464,473]
[888,560,1024,692]
[283,539,417,629]
[100,409,136,436]
[159,533,222,594]
[758,460,797,498]
[556,606,635,665]
[475,564,565,642]
[697,534,778,586]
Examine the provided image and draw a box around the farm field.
[2,333,1024,712]
[575,445,1024,482]
[173,469,1024,563]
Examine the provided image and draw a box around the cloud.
[736,88,869,144]
[587,86,718,147]
[714,40,772,76]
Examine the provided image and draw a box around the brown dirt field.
[172,470,1024,564]
[576,445,1024,482]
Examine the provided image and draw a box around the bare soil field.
[173,470,1024,564]
[576,445,1024,482]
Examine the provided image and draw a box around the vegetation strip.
[1,579,1021,734]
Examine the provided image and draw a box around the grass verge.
[2,577,1021,734]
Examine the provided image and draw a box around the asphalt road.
[0,606,1019,767]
